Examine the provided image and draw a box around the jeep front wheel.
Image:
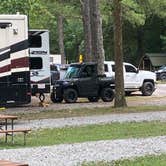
[141,82,154,96]
[63,88,78,103]
[50,93,63,103]
[101,87,114,102]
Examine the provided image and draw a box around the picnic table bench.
[0,114,31,145]
[0,160,28,166]
[0,129,31,145]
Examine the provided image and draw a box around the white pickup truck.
[104,61,156,96]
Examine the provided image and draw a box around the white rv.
[0,14,31,105]
[28,30,51,101]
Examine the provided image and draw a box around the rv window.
[29,35,42,48]
[30,57,43,69]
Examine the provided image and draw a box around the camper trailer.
[0,14,31,105]
[28,30,51,101]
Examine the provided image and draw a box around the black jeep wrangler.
[51,62,115,103]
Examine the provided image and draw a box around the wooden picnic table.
[0,114,31,145]
[0,114,18,143]
[0,160,28,166]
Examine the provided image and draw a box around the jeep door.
[78,65,99,97]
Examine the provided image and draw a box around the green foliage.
[0,0,165,63]
[122,0,146,26]
[82,154,166,166]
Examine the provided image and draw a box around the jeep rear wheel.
[141,82,154,96]
[101,87,114,102]
[63,88,78,103]
[88,97,99,102]
[50,92,63,103]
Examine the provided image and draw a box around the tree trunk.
[136,27,145,65]
[113,0,127,107]
[89,0,105,75]
[57,15,66,64]
[81,0,92,62]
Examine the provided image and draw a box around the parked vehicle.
[104,61,156,96]
[50,63,60,85]
[51,62,115,103]
[29,30,51,101]
[155,65,166,81]
[0,14,31,105]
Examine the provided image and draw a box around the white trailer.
[28,30,51,101]
[0,14,31,105]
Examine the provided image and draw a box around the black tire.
[50,92,63,103]
[39,93,45,102]
[101,87,114,102]
[160,73,166,81]
[125,91,132,96]
[63,88,78,103]
[141,82,154,96]
[88,96,99,102]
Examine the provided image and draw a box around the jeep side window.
[82,65,95,77]
[125,65,137,73]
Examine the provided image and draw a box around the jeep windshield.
[64,65,81,79]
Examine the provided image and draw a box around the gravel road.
[0,136,166,166]
[0,84,166,166]
[14,110,166,130]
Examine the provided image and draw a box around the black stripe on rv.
[0,49,10,61]
[0,40,28,62]
[10,39,29,53]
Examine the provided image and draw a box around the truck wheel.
[63,88,78,103]
[50,92,63,103]
[125,91,132,96]
[88,97,99,102]
[141,82,154,96]
[160,73,166,81]
[101,87,114,102]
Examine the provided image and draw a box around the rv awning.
[144,53,166,67]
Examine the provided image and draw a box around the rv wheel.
[39,93,45,102]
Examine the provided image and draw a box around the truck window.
[30,57,43,69]
[112,65,115,72]
[104,64,108,72]
[29,35,42,48]
[125,65,137,73]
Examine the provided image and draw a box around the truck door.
[78,65,99,96]
[124,64,140,89]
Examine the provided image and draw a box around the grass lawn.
[81,154,166,166]
[0,121,166,149]
[13,105,166,121]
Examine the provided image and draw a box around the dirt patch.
[3,84,166,114]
